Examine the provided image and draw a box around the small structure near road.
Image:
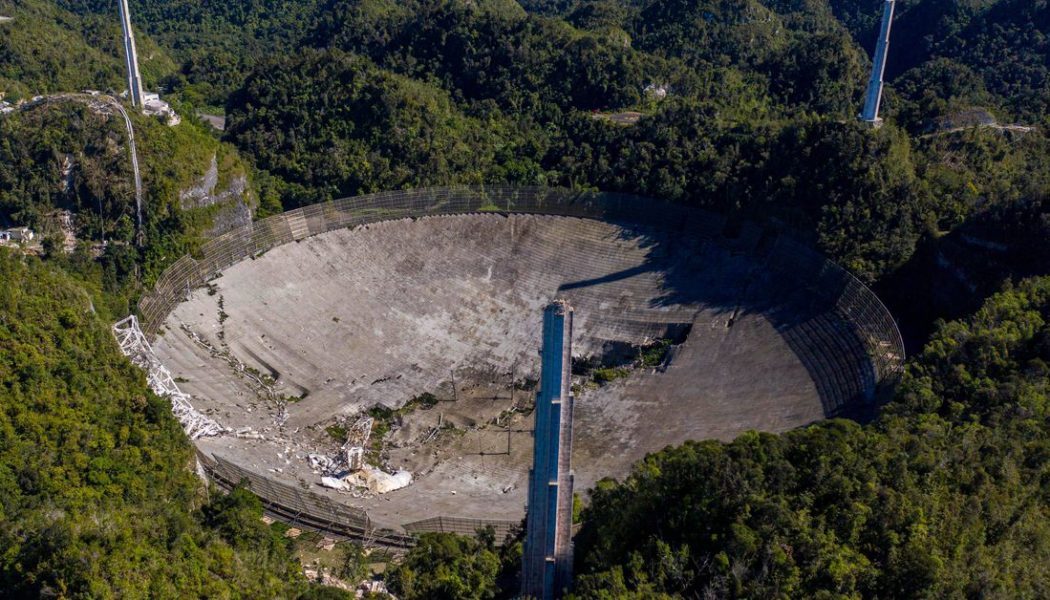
[643,83,668,100]
[0,227,34,245]
[143,92,180,126]
[356,580,393,598]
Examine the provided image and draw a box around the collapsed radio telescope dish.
[135,186,903,538]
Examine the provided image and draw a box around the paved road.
[921,122,1036,139]
[592,111,644,125]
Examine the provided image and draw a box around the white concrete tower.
[118,0,144,107]
[860,0,896,125]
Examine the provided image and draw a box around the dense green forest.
[0,251,324,597]
[572,276,1050,598]
[1,0,1050,597]
[0,0,175,99]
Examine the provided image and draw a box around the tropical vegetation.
[1,0,1049,597]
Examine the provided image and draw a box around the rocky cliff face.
[179,154,254,237]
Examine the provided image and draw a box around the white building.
[644,83,668,100]
[0,227,34,244]
[143,92,181,126]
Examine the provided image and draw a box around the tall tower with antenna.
[860,0,896,125]
[118,0,144,107]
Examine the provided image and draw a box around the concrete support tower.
[522,301,575,599]
[860,0,896,125]
[117,0,144,107]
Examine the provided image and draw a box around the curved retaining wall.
[202,451,518,546]
[143,185,904,543]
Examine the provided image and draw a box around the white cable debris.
[112,315,226,439]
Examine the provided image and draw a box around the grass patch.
[574,338,677,387]
[516,378,538,391]
[592,367,631,384]
[402,392,439,411]
[366,405,394,458]
[243,365,276,386]
[325,425,348,442]
[639,339,673,367]
[364,392,442,463]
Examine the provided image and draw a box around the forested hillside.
[50,0,323,109]
[0,100,255,316]
[0,252,315,597]
[828,0,1050,121]
[1,0,1049,597]
[0,0,174,99]
[572,277,1050,598]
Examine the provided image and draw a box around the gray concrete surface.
[198,112,226,131]
[153,213,840,529]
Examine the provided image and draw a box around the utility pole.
[117,0,144,108]
[860,0,896,126]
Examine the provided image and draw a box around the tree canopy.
[1,1,1049,597]
[572,276,1050,598]
[0,251,320,597]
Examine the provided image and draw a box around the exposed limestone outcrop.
[179,154,254,237]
